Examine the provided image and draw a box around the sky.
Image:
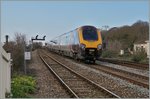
[1,0,149,43]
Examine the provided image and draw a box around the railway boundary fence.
[0,44,11,98]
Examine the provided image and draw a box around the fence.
[0,45,11,98]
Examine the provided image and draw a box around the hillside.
[101,20,149,52]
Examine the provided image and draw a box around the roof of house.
[134,40,148,44]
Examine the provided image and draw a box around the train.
[48,25,103,63]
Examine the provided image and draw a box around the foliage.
[102,20,149,51]
[11,75,36,98]
[3,33,27,72]
[105,40,122,52]
[32,42,43,51]
[131,50,147,62]
[101,50,118,58]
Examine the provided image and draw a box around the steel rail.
[96,64,148,80]
[44,53,121,98]
[90,64,149,89]
[98,58,149,70]
[39,54,79,98]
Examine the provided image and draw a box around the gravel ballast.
[97,61,149,77]
[27,50,71,98]
[46,51,149,98]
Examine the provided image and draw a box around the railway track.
[98,58,149,70]
[84,63,149,89]
[39,51,121,98]
[43,50,149,89]
[55,53,149,89]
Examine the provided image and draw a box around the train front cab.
[78,26,102,62]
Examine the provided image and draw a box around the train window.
[82,26,98,41]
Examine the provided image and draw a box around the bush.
[101,50,118,58]
[131,50,147,62]
[3,33,27,73]
[11,75,36,98]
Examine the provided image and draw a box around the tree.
[3,33,27,73]
[101,20,149,53]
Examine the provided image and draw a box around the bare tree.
[3,33,27,73]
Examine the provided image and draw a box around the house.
[134,40,149,58]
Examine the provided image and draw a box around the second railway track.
[99,58,149,70]
[38,51,120,98]
[85,63,149,89]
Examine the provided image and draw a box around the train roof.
[50,25,97,40]
[79,25,97,28]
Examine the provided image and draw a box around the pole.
[24,41,26,74]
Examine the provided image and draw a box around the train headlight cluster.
[80,44,86,50]
[97,44,102,50]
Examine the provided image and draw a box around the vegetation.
[102,20,149,52]
[32,42,43,51]
[3,33,27,73]
[11,74,36,98]
[101,50,118,58]
[101,20,149,63]
[3,33,37,98]
[131,50,147,63]
[101,50,148,63]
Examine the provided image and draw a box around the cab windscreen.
[82,26,98,41]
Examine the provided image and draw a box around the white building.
[134,40,149,58]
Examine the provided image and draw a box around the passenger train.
[48,25,103,63]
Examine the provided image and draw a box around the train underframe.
[49,47,102,64]
[80,48,102,63]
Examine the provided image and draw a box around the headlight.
[97,44,102,50]
[80,44,86,50]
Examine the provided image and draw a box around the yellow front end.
[78,28,102,48]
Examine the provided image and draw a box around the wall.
[134,41,149,58]
[146,41,149,58]
[0,44,11,98]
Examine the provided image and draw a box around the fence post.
[0,46,1,98]
[6,53,11,93]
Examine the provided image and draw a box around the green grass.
[11,74,36,98]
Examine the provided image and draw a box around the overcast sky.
[1,0,149,43]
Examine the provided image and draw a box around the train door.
[71,30,79,53]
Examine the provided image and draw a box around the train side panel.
[57,30,78,57]
[49,25,103,62]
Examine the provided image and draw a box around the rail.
[91,64,149,88]
[99,58,149,70]
[39,54,79,98]
[39,50,121,98]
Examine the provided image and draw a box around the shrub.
[131,50,147,62]
[101,50,118,58]
[11,75,36,98]
[3,33,27,73]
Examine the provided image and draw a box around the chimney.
[5,35,9,44]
